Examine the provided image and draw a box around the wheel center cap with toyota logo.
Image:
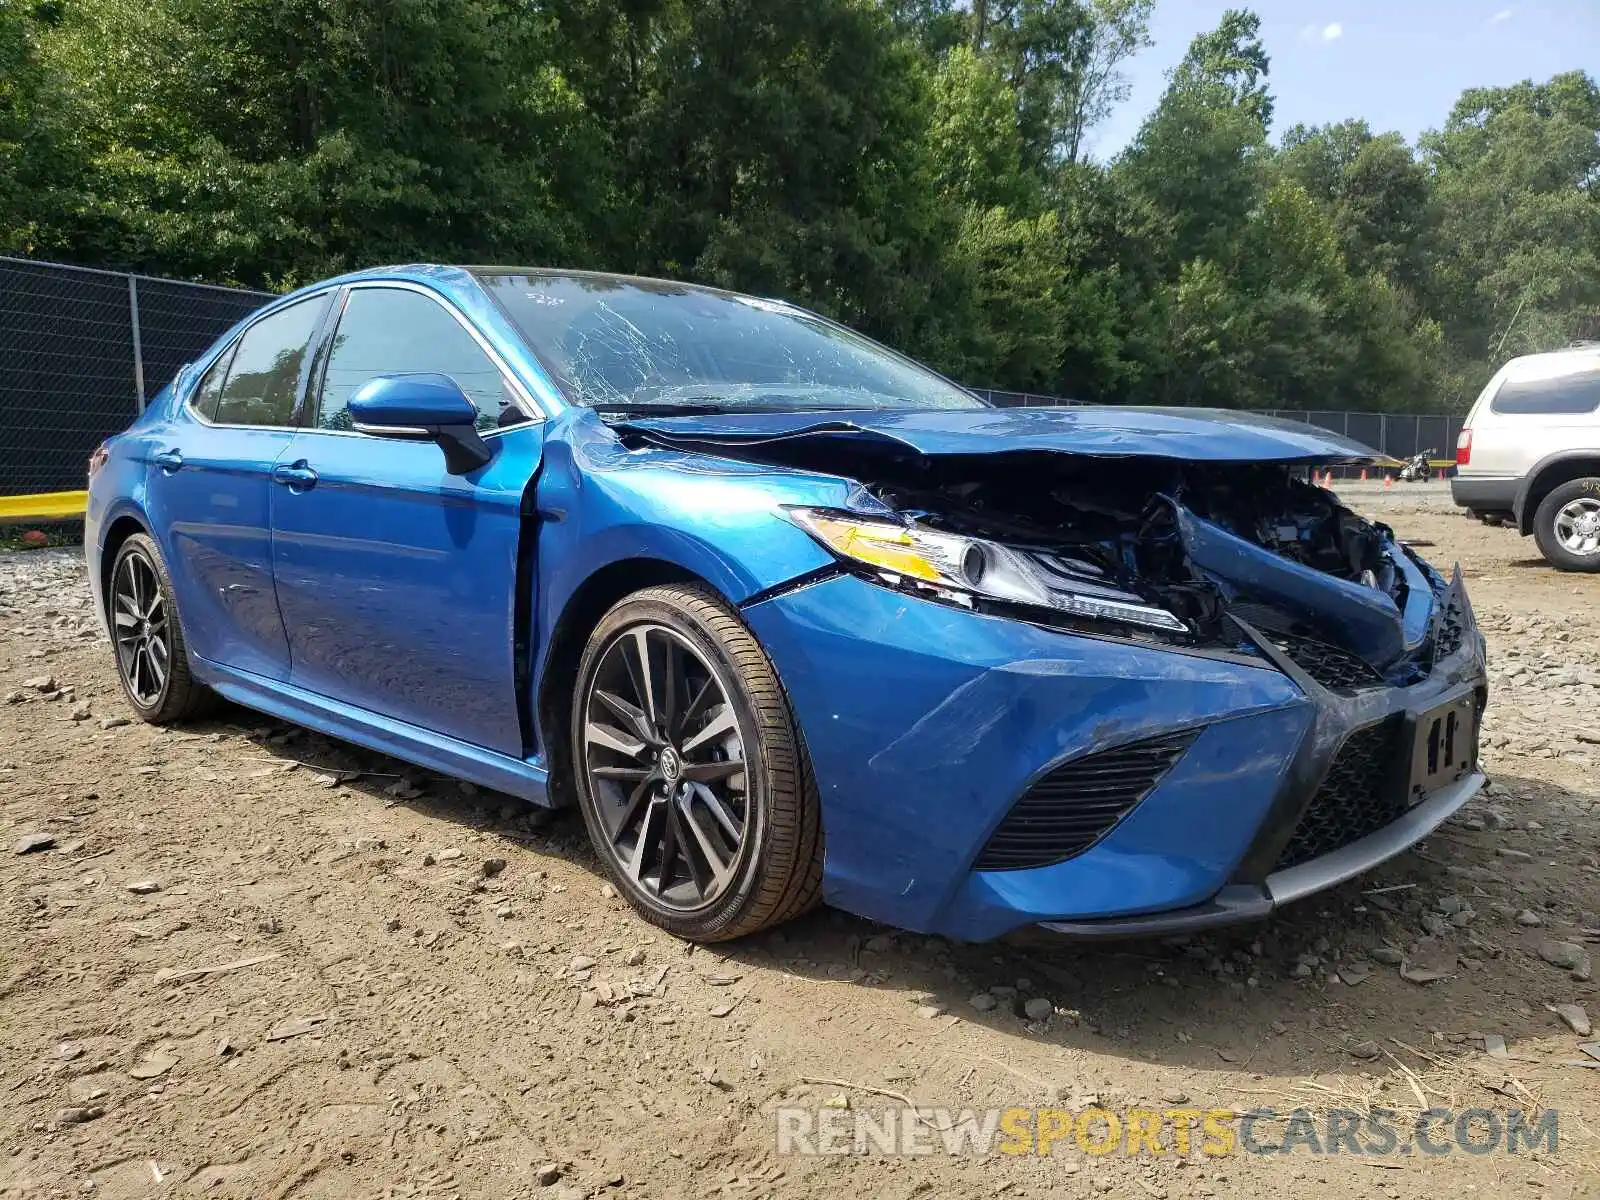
[658,746,682,784]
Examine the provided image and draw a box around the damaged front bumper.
[1038,659,1487,937]
[1035,769,1484,937]
[742,567,1487,943]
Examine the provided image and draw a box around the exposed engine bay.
[613,420,1451,682]
[865,454,1408,638]
[876,454,1388,588]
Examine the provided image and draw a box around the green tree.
[1279,120,1435,291]
[882,0,968,57]
[1422,70,1600,380]
[1060,0,1153,164]
[8,0,1595,413]
[1171,7,1271,128]
[0,0,81,253]
[1110,10,1447,412]
[927,45,1038,210]
[935,206,1069,388]
[1116,10,1271,268]
[982,0,1095,172]
[619,0,945,345]
[38,0,609,284]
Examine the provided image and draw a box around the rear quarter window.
[1490,368,1600,415]
[213,295,329,427]
[188,347,233,421]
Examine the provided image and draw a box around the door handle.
[271,462,319,492]
[152,449,183,473]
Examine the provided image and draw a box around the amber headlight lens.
[784,507,1187,634]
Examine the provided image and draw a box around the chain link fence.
[0,257,270,497]
[2,260,1466,500]
[1263,409,1465,475]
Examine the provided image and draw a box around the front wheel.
[569,584,822,941]
[1533,479,1600,572]
[106,533,218,722]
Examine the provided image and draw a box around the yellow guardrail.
[0,490,88,523]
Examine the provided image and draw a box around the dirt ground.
[3,481,1599,1200]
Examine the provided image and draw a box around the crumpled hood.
[614,405,1381,464]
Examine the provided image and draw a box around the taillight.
[88,441,110,480]
[1455,427,1472,467]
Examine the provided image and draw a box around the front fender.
[529,413,856,751]
[534,411,851,610]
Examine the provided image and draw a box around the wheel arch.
[535,557,711,807]
[97,510,153,613]
[1515,452,1600,534]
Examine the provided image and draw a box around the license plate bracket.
[1408,695,1478,804]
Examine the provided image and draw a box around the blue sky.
[1087,0,1600,159]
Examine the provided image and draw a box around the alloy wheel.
[1554,497,1600,557]
[581,623,750,911]
[112,549,170,706]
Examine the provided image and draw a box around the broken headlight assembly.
[783,507,1189,635]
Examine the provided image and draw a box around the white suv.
[1452,346,1600,572]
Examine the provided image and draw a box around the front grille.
[974,729,1200,871]
[1273,718,1404,871]
[1263,629,1386,691]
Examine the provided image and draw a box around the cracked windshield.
[481,272,986,414]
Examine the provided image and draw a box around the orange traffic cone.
[1383,474,1393,490]
[1360,468,1368,482]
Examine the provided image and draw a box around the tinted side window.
[1491,369,1600,415]
[189,346,233,421]
[214,297,327,427]
[317,288,528,433]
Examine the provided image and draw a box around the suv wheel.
[1533,478,1600,572]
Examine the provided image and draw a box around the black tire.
[106,533,219,723]
[1532,478,1600,573]
[569,584,822,942]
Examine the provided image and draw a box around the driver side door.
[268,283,545,756]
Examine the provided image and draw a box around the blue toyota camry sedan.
[86,265,1488,942]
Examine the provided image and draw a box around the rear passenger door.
[145,293,331,680]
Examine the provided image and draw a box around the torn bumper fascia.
[1175,506,1434,667]
[741,559,1488,943]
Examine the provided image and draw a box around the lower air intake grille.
[1273,718,1404,872]
[1265,630,1385,691]
[974,729,1201,871]
[1432,600,1466,664]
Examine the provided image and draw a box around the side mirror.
[348,374,493,475]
